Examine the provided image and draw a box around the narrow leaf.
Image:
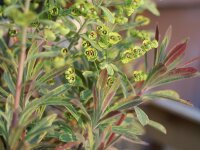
[148,120,166,134]
[164,40,187,67]
[153,67,199,87]
[144,90,193,106]
[134,107,149,126]
[100,6,115,23]
[96,69,108,92]
[3,72,15,95]
[158,26,172,63]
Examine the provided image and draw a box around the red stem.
[106,114,126,146]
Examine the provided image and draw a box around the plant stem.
[144,53,148,72]
[13,0,31,126]
[106,114,126,146]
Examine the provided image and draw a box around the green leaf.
[144,64,167,88]
[158,26,172,63]
[107,96,142,113]
[3,72,15,95]
[105,64,114,75]
[97,69,108,93]
[5,95,14,130]
[134,106,149,126]
[9,126,24,149]
[36,65,67,88]
[148,120,166,134]
[61,17,77,32]
[26,114,57,144]
[65,104,82,123]
[82,71,95,77]
[120,76,128,98]
[59,133,77,142]
[25,51,59,64]
[143,0,160,16]
[80,89,92,101]
[0,111,8,124]
[0,55,17,71]
[0,119,7,141]
[112,126,140,139]
[0,86,9,97]
[144,90,193,106]
[99,6,115,23]
[125,0,133,5]
[19,84,70,124]
[26,41,41,80]
[70,99,91,121]
[112,116,145,139]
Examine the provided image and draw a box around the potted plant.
[0,0,199,149]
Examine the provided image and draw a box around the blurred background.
[115,0,200,150]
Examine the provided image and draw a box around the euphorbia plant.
[0,0,199,150]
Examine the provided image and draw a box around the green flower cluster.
[141,39,158,51]
[124,0,144,16]
[70,0,98,19]
[133,70,147,82]
[97,25,121,48]
[84,47,98,62]
[121,39,158,63]
[115,0,144,24]
[82,25,121,61]
[130,29,151,40]
[65,67,76,84]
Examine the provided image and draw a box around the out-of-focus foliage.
[0,0,199,149]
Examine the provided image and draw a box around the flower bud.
[88,31,97,40]
[133,70,147,82]
[49,7,59,16]
[97,25,109,36]
[65,74,76,84]
[115,16,128,25]
[121,49,134,64]
[151,40,159,48]
[84,47,98,61]
[65,67,76,84]
[108,32,122,45]
[141,40,152,51]
[82,40,91,49]
[60,48,68,57]
[65,67,75,75]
